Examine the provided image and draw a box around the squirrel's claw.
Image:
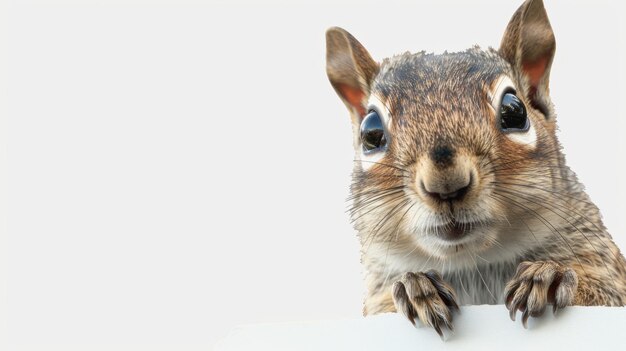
[504,261,578,327]
[392,270,459,339]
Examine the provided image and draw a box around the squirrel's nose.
[417,146,475,204]
[421,174,472,202]
[422,182,471,201]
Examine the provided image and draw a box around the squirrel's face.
[327,0,563,261]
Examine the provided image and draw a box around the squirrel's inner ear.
[499,0,555,115]
[326,27,379,120]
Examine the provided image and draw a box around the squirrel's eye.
[360,110,387,152]
[500,92,528,132]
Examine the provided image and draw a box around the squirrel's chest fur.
[442,263,518,305]
[362,240,520,307]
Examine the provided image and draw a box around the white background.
[2,0,625,350]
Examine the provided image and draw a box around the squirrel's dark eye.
[500,92,529,132]
[360,110,387,152]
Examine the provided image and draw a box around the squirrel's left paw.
[504,261,578,327]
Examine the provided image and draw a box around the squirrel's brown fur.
[326,0,626,335]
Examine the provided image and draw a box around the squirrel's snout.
[417,153,476,205]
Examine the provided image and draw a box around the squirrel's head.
[327,0,565,261]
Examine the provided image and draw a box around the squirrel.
[325,0,626,337]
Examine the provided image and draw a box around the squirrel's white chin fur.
[366,222,530,275]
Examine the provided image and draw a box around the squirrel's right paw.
[392,270,459,338]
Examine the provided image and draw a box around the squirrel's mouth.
[429,220,488,242]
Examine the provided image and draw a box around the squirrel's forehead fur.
[373,47,510,119]
[371,47,512,158]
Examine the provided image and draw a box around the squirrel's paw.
[504,261,578,328]
[391,270,459,338]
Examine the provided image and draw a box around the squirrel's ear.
[499,0,555,114]
[326,27,379,118]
